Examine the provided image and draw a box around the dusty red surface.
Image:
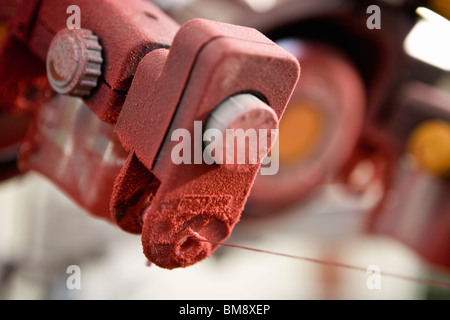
[2,1,300,269]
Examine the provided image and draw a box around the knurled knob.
[46,28,103,97]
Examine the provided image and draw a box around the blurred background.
[1,0,450,299]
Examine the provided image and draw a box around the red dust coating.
[2,1,300,269]
[114,19,299,269]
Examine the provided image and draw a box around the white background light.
[404,7,450,71]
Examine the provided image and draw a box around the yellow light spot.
[407,119,450,176]
[278,100,324,165]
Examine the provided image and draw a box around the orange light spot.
[407,119,450,176]
[278,100,324,164]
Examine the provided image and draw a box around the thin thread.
[197,239,450,291]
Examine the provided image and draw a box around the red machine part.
[366,82,450,269]
[338,126,398,217]
[0,36,53,116]
[1,0,300,268]
[8,0,179,123]
[113,19,299,269]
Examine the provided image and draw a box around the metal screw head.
[46,28,103,97]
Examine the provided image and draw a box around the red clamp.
[1,0,300,268]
